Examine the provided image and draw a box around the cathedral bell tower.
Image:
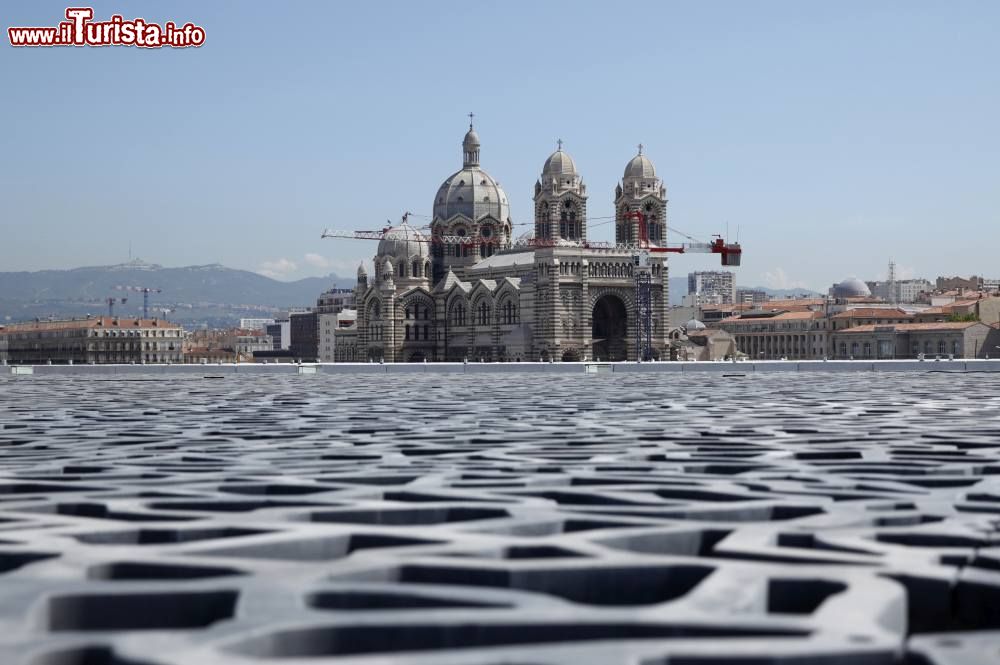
[615,144,666,246]
[533,140,588,243]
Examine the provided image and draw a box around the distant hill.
[0,260,348,327]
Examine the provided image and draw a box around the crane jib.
[321,217,742,267]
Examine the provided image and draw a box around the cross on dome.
[557,138,563,151]
[638,143,644,155]
[468,111,474,128]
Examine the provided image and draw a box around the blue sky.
[3,1,998,291]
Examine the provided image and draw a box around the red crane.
[620,210,742,266]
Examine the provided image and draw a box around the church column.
[435,294,446,362]
[552,202,563,242]
[550,258,561,360]
[492,306,500,361]
[385,293,398,362]
[581,259,591,360]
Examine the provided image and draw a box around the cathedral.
[351,122,672,362]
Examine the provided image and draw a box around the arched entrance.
[561,349,581,362]
[592,294,628,361]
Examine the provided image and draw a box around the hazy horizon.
[4,1,998,292]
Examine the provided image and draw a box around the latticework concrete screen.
[1,372,999,665]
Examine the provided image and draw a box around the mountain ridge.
[0,261,349,327]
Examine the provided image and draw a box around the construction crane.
[104,297,127,317]
[117,286,162,319]
[322,212,742,266]
[620,210,742,266]
[620,211,741,360]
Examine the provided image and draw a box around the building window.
[500,300,518,325]
[450,302,466,327]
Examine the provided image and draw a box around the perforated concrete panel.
[1,372,999,664]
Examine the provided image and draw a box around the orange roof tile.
[717,311,823,324]
[831,308,910,319]
[0,317,181,333]
[835,322,983,334]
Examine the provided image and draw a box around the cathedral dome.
[685,319,707,331]
[832,277,871,298]
[624,147,656,179]
[433,124,510,223]
[542,144,577,176]
[377,221,429,260]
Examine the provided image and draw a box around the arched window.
[412,260,420,277]
[450,302,466,326]
[404,324,410,341]
[478,301,489,326]
[397,262,406,278]
[938,340,946,355]
[500,300,518,325]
